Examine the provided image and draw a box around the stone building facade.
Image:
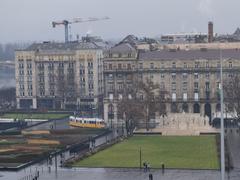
[103,42,240,126]
[15,42,104,113]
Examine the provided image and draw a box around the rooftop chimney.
[208,21,213,43]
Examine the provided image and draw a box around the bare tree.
[117,79,168,131]
[56,65,77,109]
[224,74,240,120]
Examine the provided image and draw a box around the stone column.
[211,103,216,120]
[179,103,183,113]
[16,98,20,109]
[32,98,37,109]
[113,103,118,127]
[200,103,205,116]
[166,103,171,114]
[103,102,109,126]
[188,103,193,113]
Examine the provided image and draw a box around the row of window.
[107,63,133,70]
[108,53,132,58]
[139,61,233,69]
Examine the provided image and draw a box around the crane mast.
[52,17,109,43]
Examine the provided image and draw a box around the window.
[48,63,54,70]
[182,73,188,80]
[58,62,64,68]
[19,70,24,75]
[28,91,32,96]
[88,61,93,68]
[118,53,122,58]
[172,93,176,101]
[194,82,198,91]
[127,64,131,69]
[228,73,233,78]
[217,61,220,68]
[80,69,85,75]
[40,90,45,96]
[161,62,165,68]
[182,82,187,91]
[172,62,176,68]
[128,53,132,58]
[161,73,165,78]
[139,63,143,69]
[69,62,74,68]
[194,93,199,101]
[109,64,112,70]
[217,82,220,90]
[118,83,123,90]
[128,94,132,99]
[205,82,210,91]
[194,73,198,79]
[118,94,123,100]
[109,93,113,100]
[206,73,210,79]
[172,73,176,80]
[118,64,122,69]
[183,62,187,68]
[160,82,165,90]
[171,82,176,91]
[195,62,199,68]
[20,84,24,90]
[150,63,154,69]
[27,63,32,69]
[109,82,114,91]
[229,61,232,68]
[183,93,187,101]
[206,62,209,68]
[117,74,123,78]
[28,84,33,90]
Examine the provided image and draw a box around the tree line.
[0,43,30,61]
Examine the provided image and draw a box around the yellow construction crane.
[52,17,110,43]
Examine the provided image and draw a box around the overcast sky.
[0,0,239,43]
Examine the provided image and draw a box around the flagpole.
[220,49,225,180]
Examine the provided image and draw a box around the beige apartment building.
[103,42,240,125]
[15,42,104,112]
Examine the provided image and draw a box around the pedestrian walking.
[143,162,147,172]
[147,162,151,172]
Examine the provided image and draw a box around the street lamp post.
[220,49,225,180]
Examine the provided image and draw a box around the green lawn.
[73,135,219,169]
[0,113,69,120]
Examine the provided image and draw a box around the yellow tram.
[69,116,105,129]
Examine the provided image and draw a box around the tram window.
[84,121,86,123]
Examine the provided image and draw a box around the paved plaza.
[0,168,222,180]
[2,167,240,180]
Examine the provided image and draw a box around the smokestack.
[208,21,213,43]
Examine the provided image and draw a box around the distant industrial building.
[215,27,240,42]
[160,33,208,44]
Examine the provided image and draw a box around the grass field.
[0,113,69,120]
[73,135,219,169]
